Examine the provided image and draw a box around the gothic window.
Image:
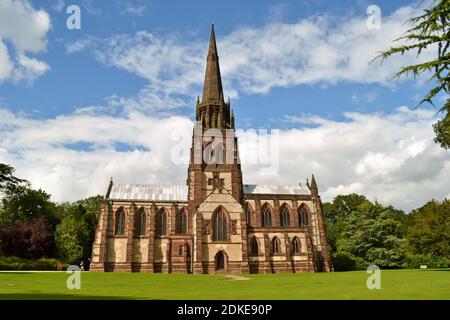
[156,209,167,236]
[245,203,252,227]
[280,204,291,227]
[249,236,259,256]
[134,207,146,236]
[292,237,301,254]
[261,203,272,227]
[270,237,281,256]
[212,207,228,241]
[178,245,183,256]
[298,206,309,226]
[115,208,126,236]
[175,209,187,234]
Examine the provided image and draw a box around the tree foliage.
[54,196,102,263]
[0,163,26,192]
[405,199,450,267]
[373,0,450,149]
[0,216,53,259]
[0,184,59,230]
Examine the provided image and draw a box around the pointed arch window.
[298,206,309,226]
[261,204,272,227]
[176,209,187,234]
[134,208,146,236]
[115,208,126,236]
[156,209,167,236]
[249,236,259,256]
[270,237,281,255]
[292,237,301,254]
[212,207,228,241]
[245,203,252,227]
[280,204,291,227]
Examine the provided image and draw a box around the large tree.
[0,216,53,259]
[405,199,450,267]
[0,184,58,229]
[323,195,406,270]
[374,0,450,149]
[55,195,102,263]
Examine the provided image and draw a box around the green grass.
[0,269,449,300]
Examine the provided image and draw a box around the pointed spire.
[201,24,224,105]
[310,174,318,195]
[106,177,114,199]
[231,109,235,129]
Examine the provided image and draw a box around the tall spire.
[201,24,224,104]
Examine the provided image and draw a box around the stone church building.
[90,26,332,274]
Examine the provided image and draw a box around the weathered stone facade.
[90,25,332,274]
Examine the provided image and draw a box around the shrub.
[0,256,65,270]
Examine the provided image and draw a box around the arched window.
[280,204,291,227]
[212,207,228,241]
[245,203,252,227]
[134,207,146,236]
[292,237,301,254]
[249,236,259,256]
[156,209,167,236]
[298,205,309,226]
[261,203,272,227]
[270,237,281,255]
[115,208,126,235]
[176,209,187,234]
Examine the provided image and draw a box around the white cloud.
[118,2,147,16]
[51,0,65,12]
[74,4,431,100]
[0,0,51,83]
[0,106,448,211]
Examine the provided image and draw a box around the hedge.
[0,256,65,271]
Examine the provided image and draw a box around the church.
[90,26,333,274]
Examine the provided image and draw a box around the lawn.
[0,269,448,300]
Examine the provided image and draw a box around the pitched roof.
[106,183,311,202]
[243,184,311,195]
[108,184,188,202]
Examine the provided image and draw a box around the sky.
[0,0,449,212]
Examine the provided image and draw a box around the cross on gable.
[208,171,224,191]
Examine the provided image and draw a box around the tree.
[54,195,102,263]
[323,194,367,253]
[0,216,53,259]
[55,215,89,264]
[0,163,26,192]
[0,184,59,230]
[405,199,450,267]
[339,201,406,269]
[374,0,450,149]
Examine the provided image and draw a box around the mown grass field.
[0,269,448,300]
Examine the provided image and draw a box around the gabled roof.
[243,184,310,195]
[106,183,311,202]
[108,184,188,202]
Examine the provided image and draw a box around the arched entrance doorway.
[215,250,227,271]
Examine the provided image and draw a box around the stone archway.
[215,250,227,272]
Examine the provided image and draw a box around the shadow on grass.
[0,293,134,300]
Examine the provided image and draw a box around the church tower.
[187,25,248,274]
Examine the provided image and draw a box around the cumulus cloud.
[0,106,448,211]
[70,4,431,102]
[0,0,51,83]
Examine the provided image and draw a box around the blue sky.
[0,0,448,211]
